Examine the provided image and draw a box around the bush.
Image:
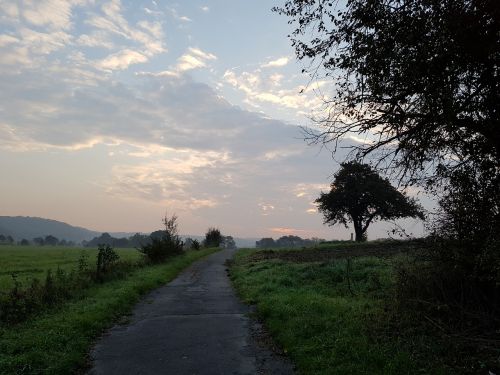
[203,228,222,248]
[191,239,200,250]
[139,213,184,263]
[139,237,183,263]
[96,244,119,278]
[394,240,500,331]
[394,164,500,338]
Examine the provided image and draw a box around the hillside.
[0,216,100,242]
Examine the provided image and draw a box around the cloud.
[176,47,216,72]
[262,56,289,68]
[106,150,229,207]
[137,20,163,39]
[167,7,192,22]
[86,0,166,57]
[97,49,148,70]
[269,227,311,235]
[21,0,85,31]
[0,0,166,75]
[200,6,210,12]
[77,32,115,49]
[223,68,324,114]
[140,47,217,76]
[0,2,20,18]
[0,34,19,47]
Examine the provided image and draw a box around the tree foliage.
[274,0,500,183]
[139,213,183,263]
[203,228,223,248]
[316,162,423,241]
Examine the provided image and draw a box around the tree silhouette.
[274,1,499,184]
[204,228,222,248]
[315,162,424,241]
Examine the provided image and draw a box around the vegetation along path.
[89,248,293,375]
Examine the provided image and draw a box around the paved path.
[89,249,294,375]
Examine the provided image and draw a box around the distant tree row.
[0,235,14,245]
[83,233,150,248]
[1,226,237,250]
[256,235,325,249]
[83,229,237,250]
[0,234,76,246]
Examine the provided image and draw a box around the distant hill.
[0,216,101,243]
[0,216,257,247]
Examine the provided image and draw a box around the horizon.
[0,1,427,240]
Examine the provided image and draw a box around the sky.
[0,0,426,240]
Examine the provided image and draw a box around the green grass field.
[229,246,451,375]
[0,248,218,375]
[0,245,142,291]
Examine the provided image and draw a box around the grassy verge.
[0,248,218,375]
[229,248,451,375]
[0,246,141,291]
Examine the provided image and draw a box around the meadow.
[229,243,498,374]
[0,245,141,291]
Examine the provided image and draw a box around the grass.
[0,246,141,291]
[0,248,218,375]
[229,247,452,375]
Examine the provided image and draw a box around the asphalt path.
[89,248,294,375]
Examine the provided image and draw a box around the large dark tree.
[274,0,499,183]
[316,162,423,241]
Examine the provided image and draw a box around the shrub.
[96,244,120,279]
[191,239,200,250]
[139,213,184,263]
[203,228,222,248]
[394,163,500,340]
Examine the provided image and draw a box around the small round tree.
[316,162,424,241]
[203,228,223,248]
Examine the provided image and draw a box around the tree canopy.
[315,162,423,241]
[204,228,223,248]
[274,0,499,183]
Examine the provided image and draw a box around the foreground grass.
[0,246,141,291]
[0,248,217,375]
[230,248,450,375]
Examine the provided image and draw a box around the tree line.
[0,234,76,247]
[256,235,326,249]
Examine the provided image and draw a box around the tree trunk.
[353,220,364,242]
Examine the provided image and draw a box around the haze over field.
[0,0,425,239]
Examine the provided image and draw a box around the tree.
[222,236,236,249]
[44,235,59,246]
[315,162,424,241]
[256,238,275,249]
[33,237,45,246]
[204,228,222,248]
[183,237,194,250]
[139,213,184,263]
[191,239,200,250]
[276,235,304,248]
[274,1,499,185]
